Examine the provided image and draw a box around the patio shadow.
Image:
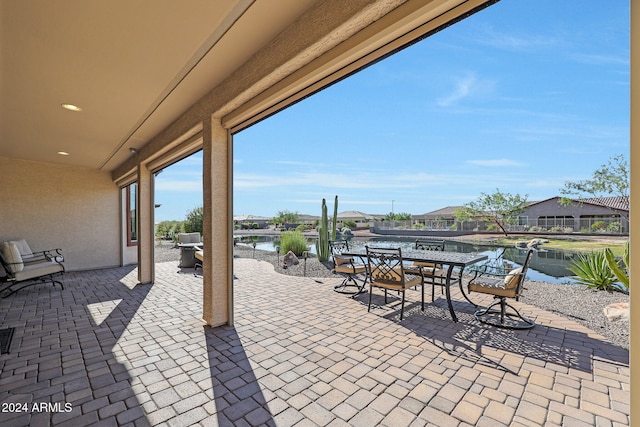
[204,325,275,426]
[0,266,153,426]
[358,291,629,375]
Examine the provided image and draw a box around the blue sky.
[154,0,629,222]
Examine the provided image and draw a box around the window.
[537,216,574,229]
[126,183,138,245]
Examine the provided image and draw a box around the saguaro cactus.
[332,195,339,240]
[316,198,329,262]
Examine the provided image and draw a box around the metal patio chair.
[330,240,368,295]
[467,249,535,329]
[365,246,424,320]
[407,239,453,302]
[0,239,65,297]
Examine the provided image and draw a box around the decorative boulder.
[603,302,629,322]
[282,251,300,269]
[527,238,548,249]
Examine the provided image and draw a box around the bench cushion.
[11,239,34,259]
[1,242,23,273]
[12,260,63,282]
[504,267,523,289]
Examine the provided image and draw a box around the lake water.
[235,235,582,285]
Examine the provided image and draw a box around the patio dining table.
[343,248,488,322]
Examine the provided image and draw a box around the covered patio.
[0,258,630,427]
[0,260,629,425]
[1,0,638,424]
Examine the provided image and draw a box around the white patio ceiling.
[0,0,496,173]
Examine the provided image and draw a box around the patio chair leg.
[474,297,535,330]
[400,291,405,320]
[1,276,64,298]
[368,285,373,313]
[334,274,368,297]
[350,275,368,299]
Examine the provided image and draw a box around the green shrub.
[607,222,621,233]
[183,206,203,233]
[591,220,607,232]
[280,231,308,256]
[567,250,618,290]
[604,241,629,291]
[343,220,357,229]
[295,224,308,233]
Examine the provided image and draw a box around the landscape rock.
[603,302,629,322]
[282,251,299,268]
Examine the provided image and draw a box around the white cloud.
[472,25,557,51]
[436,73,496,107]
[570,53,629,66]
[437,74,477,107]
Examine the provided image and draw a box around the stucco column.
[629,0,638,412]
[137,163,154,284]
[202,116,233,326]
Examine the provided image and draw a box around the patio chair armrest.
[404,265,425,279]
[36,248,64,263]
[470,264,512,278]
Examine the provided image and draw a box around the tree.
[384,212,412,221]
[454,189,528,236]
[273,210,300,226]
[183,206,203,234]
[156,220,183,238]
[559,154,629,218]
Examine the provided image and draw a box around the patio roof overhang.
[1,0,498,179]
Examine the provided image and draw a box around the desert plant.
[607,222,622,233]
[280,231,308,256]
[316,199,329,262]
[341,227,352,236]
[332,195,339,240]
[604,241,629,291]
[567,250,618,290]
[343,219,357,229]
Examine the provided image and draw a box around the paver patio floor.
[0,258,630,426]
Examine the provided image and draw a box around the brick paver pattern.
[0,258,630,426]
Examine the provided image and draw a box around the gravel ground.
[155,241,629,350]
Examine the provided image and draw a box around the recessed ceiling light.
[61,103,82,112]
[57,151,70,156]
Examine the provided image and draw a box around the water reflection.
[234,235,579,285]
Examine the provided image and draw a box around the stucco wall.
[523,198,629,232]
[0,156,121,271]
[523,198,620,218]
